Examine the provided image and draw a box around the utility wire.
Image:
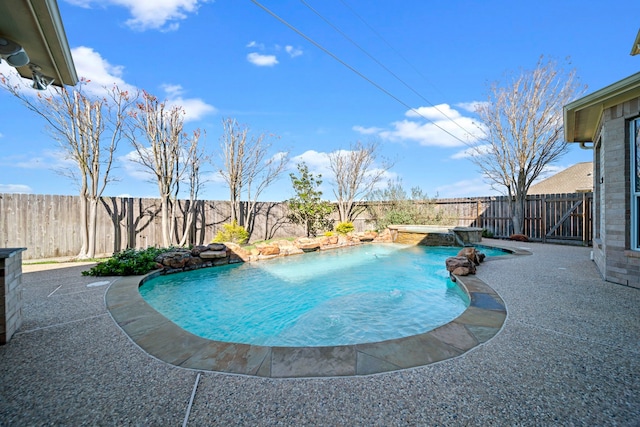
[301,0,474,138]
[249,0,474,145]
[338,0,447,100]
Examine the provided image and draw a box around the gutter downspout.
[579,141,594,150]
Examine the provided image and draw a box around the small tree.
[468,56,583,234]
[0,75,134,258]
[218,118,289,236]
[328,140,393,222]
[287,162,333,237]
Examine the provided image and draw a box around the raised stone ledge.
[154,230,392,275]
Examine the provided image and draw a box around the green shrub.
[82,247,169,276]
[482,228,494,238]
[323,231,334,237]
[212,220,249,244]
[335,221,355,235]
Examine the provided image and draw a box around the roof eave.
[631,29,640,56]
[0,0,77,87]
[564,71,640,142]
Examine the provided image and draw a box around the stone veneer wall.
[0,248,26,344]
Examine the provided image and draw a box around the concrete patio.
[1,240,638,425]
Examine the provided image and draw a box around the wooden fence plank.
[0,192,593,260]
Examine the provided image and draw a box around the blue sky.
[0,0,638,201]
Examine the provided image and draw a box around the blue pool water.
[139,244,506,347]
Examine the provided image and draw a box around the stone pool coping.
[105,245,530,378]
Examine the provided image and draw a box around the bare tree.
[467,57,584,235]
[127,92,204,247]
[173,129,206,247]
[217,118,289,235]
[0,75,134,258]
[328,140,393,222]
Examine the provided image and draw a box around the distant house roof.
[529,162,593,195]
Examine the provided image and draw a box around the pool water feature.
[139,244,506,347]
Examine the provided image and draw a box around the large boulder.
[295,237,321,252]
[225,242,251,263]
[356,231,378,242]
[445,256,476,276]
[257,244,280,256]
[456,247,484,265]
[199,250,228,259]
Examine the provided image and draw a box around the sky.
[0,0,638,202]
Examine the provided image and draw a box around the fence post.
[541,196,547,243]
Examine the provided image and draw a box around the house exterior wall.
[593,97,640,288]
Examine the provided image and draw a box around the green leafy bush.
[482,228,494,238]
[367,179,454,230]
[335,221,355,235]
[212,220,249,244]
[82,247,169,276]
[323,231,334,237]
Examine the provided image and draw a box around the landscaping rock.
[156,249,192,269]
[199,250,227,259]
[445,256,476,275]
[225,242,251,263]
[509,233,529,242]
[257,244,280,256]
[457,247,484,265]
[208,243,227,251]
[452,266,471,276]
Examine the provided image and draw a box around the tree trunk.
[511,194,525,235]
[78,192,89,259]
[161,194,171,247]
[86,198,99,259]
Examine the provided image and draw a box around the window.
[632,118,640,250]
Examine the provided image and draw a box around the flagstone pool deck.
[1,240,639,425]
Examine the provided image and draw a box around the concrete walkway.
[1,240,638,425]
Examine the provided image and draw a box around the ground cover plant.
[82,247,171,276]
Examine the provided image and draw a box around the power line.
[301,0,474,137]
[248,0,475,146]
[338,0,446,100]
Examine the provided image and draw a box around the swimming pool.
[139,244,506,347]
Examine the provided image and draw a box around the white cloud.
[363,103,486,148]
[246,41,264,49]
[247,52,278,67]
[405,104,462,121]
[65,0,210,31]
[455,101,488,113]
[119,150,156,181]
[353,125,383,135]
[291,150,332,176]
[435,177,502,199]
[161,83,217,122]
[13,149,74,170]
[290,149,396,191]
[285,45,303,58]
[451,144,492,160]
[71,46,137,95]
[0,184,32,194]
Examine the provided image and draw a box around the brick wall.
[597,98,640,288]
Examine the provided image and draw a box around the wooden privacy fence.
[0,194,305,260]
[0,192,592,260]
[433,192,593,245]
